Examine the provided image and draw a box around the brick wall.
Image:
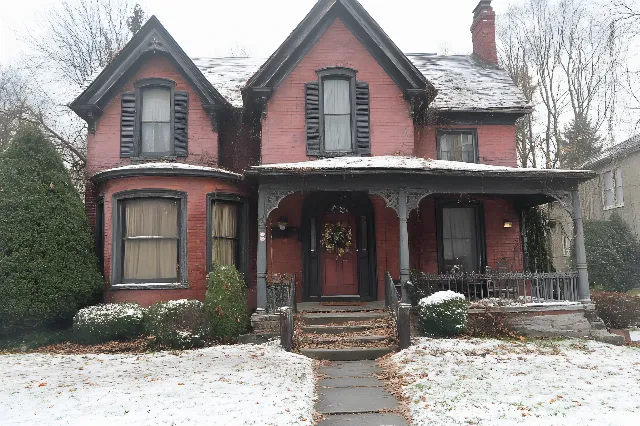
[414,125,518,167]
[261,18,414,164]
[87,54,219,177]
[99,175,248,307]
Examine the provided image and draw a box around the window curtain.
[615,168,624,205]
[442,207,478,272]
[211,203,238,266]
[440,133,474,162]
[124,199,178,281]
[324,79,351,151]
[141,88,171,154]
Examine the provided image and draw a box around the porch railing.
[266,273,297,314]
[386,272,411,350]
[408,271,579,306]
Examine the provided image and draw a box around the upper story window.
[141,87,172,155]
[305,68,370,157]
[603,168,623,209]
[437,130,478,163]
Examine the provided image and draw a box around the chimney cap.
[473,0,493,16]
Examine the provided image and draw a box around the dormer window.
[437,130,478,163]
[141,87,172,155]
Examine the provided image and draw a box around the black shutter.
[174,91,189,157]
[305,82,320,156]
[355,81,370,155]
[120,92,136,157]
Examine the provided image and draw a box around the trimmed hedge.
[417,291,468,337]
[0,125,103,335]
[591,290,640,329]
[73,303,144,344]
[145,300,210,349]
[204,264,249,342]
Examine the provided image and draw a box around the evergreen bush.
[591,290,640,329]
[204,264,249,342]
[417,291,468,337]
[73,303,144,344]
[583,214,640,293]
[145,300,210,349]
[0,125,103,335]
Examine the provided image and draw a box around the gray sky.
[0,0,509,64]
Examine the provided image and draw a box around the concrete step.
[311,335,389,345]
[303,311,389,326]
[302,324,378,335]
[300,347,394,361]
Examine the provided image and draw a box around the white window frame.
[602,167,624,210]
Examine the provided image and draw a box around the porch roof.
[248,156,595,181]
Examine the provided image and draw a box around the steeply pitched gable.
[244,0,436,104]
[70,16,230,125]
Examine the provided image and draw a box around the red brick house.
[70,0,594,311]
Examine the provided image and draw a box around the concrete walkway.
[316,361,408,425]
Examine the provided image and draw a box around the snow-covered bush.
[591,290,640,329]
[73,303,144,344]
[205,264,249,342]
[145,300,210,349]
[417,291,468,337]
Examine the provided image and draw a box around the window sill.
[110,282,188,291]
[603,204,624,211]
[130,156,178,164]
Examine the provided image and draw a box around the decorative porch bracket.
[371,188,431,304]
[257,188,295,312]
[544,190,591,303]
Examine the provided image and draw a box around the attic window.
[141,87,172,155]
[318,68,357,155]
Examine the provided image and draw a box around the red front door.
[321,211,359,296]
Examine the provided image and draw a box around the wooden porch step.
[300,347,394,361]
[303,312,389,326]
[302,324,378,335]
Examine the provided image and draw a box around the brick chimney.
[471,0,498,65]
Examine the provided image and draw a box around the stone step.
[311,335,389,345]
[303,311,390,326]
[300,347,394,361]
[302,324,378,335]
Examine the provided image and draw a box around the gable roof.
[243,0,435,102]
[582,134,640,169]
[70,16,230,122]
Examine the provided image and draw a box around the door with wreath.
[320,206,359,296]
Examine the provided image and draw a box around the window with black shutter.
[306,68,370,156]
[120,78,189,158]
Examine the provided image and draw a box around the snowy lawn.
[0,342,315,426]
[393,338,640,425]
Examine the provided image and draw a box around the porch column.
[256,189,268,312]
[398,190,411,303]
[572,190,591,303]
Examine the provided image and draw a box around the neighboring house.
[70,0,594,310]
[551,134,640,272]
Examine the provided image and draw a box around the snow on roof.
[77,54,530,112]
[407,54,531,112]
[251,156,591,177]
[94,162,242,177]
[582,134,640,169]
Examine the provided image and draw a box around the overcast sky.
[0,0,509,64]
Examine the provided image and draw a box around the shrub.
[417,291,468,337]
[73,303,144,344]
[145,300,210,349]
[591,290,640,329]
[584,214,640,292]
[0,125,103,335]
[204,264,249,342]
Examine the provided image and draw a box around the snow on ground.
[0,342,315,426]
[393,338,640,426]
[631,330,640,342]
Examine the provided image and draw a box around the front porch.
[247,156,595,312]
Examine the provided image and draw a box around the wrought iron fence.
[408,271,579,306]
[266,273,297,314]
[386,272,411,350]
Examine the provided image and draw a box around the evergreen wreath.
[321,221,353,258]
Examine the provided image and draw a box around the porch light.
[503,220,513,228]
[278,216,289,231]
